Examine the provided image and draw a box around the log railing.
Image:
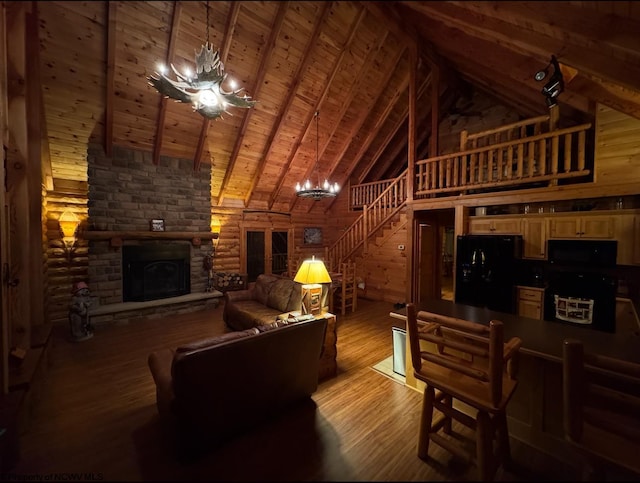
[415,122,592,198]
[327,170,407,268]
[341,115,593,265]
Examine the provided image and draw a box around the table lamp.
[294,256,332,315]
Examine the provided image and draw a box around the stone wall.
[86,144,213,307]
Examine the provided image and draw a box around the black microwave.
[547,239,617,268]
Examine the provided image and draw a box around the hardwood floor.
[13,299,580,481]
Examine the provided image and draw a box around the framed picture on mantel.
[150,219,165,232]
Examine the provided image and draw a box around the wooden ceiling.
[36,1,640,212]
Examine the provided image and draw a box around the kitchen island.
[390,299,640,468]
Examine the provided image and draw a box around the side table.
[317,312,337,381]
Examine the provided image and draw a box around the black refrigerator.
[455,234,523,314]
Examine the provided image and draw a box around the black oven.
[544,272,617,332]
[548,239,617,267]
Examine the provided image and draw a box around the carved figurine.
[69,281,94,342]
[203,253,215,292]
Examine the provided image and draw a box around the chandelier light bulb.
[305,180,311,190]
[198,89,218,107]
[157,63,167,75]
[295,183,301,192]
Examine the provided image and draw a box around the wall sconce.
[59,210,80,261]
[210,217,221,251]
[534,55,564,109]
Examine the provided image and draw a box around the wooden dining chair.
[405,303,522,481]
[334,260,357,315]
[562,338,640,480]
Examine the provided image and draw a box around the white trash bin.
[392,326,406,376]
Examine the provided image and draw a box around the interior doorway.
[244,228,291,282]
[415,209,455,304]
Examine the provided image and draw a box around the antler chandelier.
[147,1,256,120]
[295,111,340,201]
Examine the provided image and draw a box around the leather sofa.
[147,316,327,453]
[223,274,302,330]
[222,273,337,381]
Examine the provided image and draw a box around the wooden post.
[6,1,33,353]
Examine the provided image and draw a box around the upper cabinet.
[522,218,547,259]
[548,215,615,239]
[467,209,639,265]
[468,216,521,235]
[613,212,640,265]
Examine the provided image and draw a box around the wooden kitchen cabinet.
[613,213,637,265]
[468,216,521,234]
[522,218,547,259]
[548,214,614,239]
[517,286,545,320]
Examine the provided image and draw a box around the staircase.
[326,169,407,268]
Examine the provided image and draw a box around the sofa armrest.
[148,348,176,418]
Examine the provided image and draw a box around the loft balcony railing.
[339,115,593,268]
[414,122,592,199]
[349,115,593,209]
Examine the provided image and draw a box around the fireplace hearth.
[122,243,191,302]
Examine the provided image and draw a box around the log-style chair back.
[335,260,357,315]
[405,303,522,481]
[562,338,640,480]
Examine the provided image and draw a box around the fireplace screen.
[122,244,190,302]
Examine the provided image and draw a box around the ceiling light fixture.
[535,55,564,109]
[147,1,256,120]
[295,111,339,201]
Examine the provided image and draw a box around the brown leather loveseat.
[223,274,302,330]
[147,316,327,453]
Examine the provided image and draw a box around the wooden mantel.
[82,231,219,247]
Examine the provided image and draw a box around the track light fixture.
[535,55,564,109]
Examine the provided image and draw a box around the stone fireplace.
[85,144,220,325]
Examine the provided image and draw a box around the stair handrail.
[327,169,408,268]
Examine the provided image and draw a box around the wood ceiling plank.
[105,1,116,157]
[217,2,289,199]
[242,2,333,207]
[153,1,182,165]
[269,5,369,210]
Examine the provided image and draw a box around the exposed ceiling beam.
[217,2,289,204]
[104,1,116,157]
[311,46,409,214]
[268,3,366,210]
[287,10,388,212]
[357,71,431,184]
[153,1,182,165]
[194,1,240,174]
[400,1,640,119]
[244,2,333,208]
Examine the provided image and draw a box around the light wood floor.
[14,299,580,481]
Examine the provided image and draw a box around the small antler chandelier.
[295,111,339,201]
[147,1,256,120]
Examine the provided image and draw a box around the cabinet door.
[522,218,546,259]
[468,218,494,234]
[613,214,635,265]
[518,299,542,320]
[549,217,580,238]
[634,215,640,265]
[492,217,522,234]
[581,215,614,238]
[517,287,544,320]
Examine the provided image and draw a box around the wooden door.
[417,222,438,303]
[243,228,291,282]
